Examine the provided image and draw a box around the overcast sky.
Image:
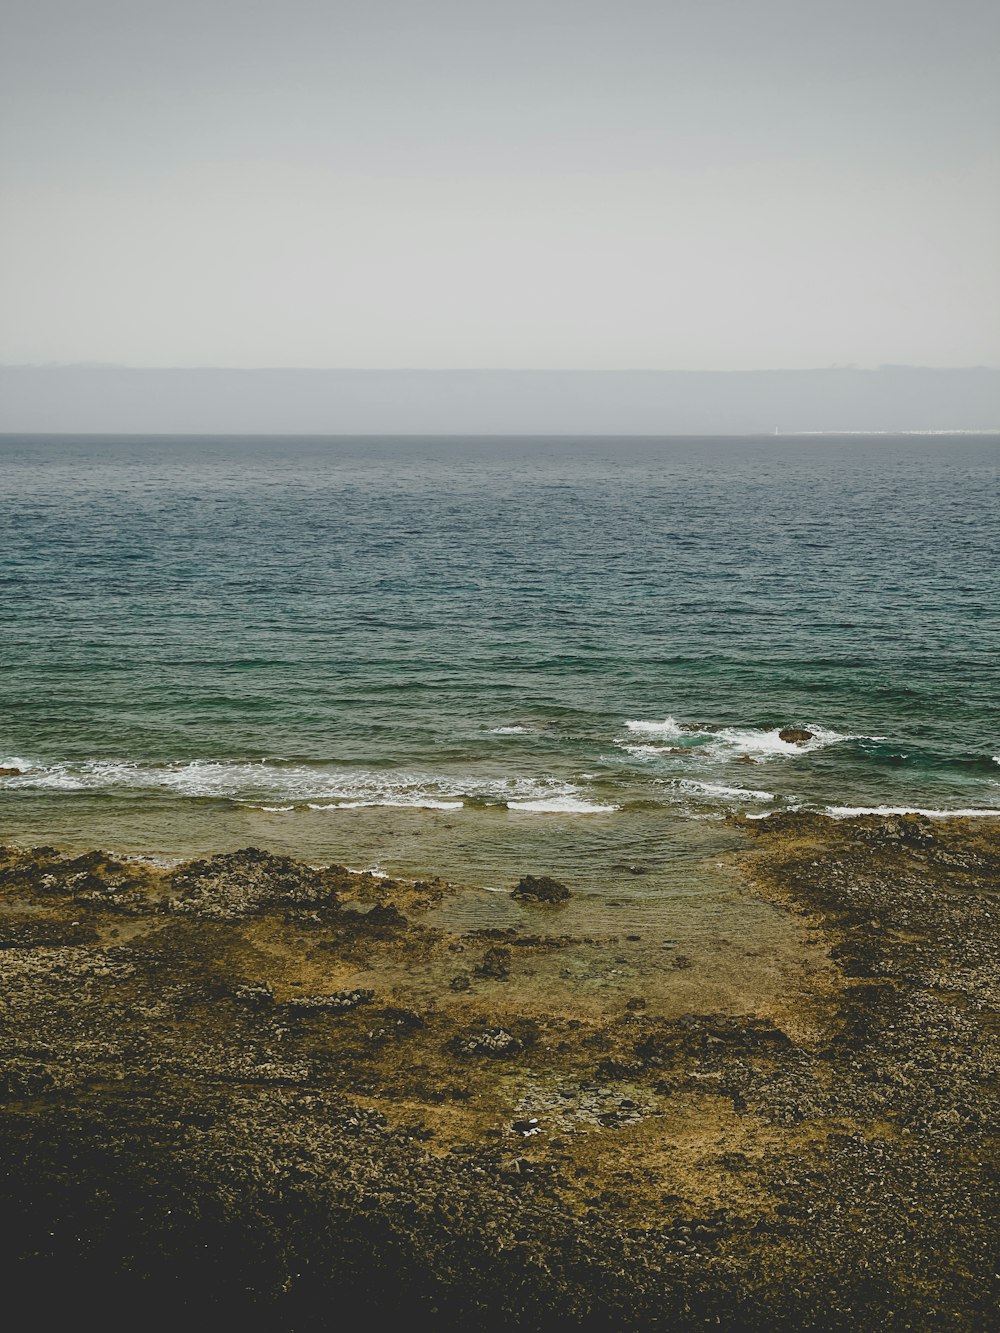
[2,0,998,370]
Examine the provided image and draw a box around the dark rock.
[595,1057,642,1079]
[512,1118,540,1137]
[778,728,814,744]
[512,875,571,904]
[365,903,407,927]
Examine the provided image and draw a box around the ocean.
[1,433,997,900]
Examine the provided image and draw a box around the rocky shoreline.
[0,813,996,1330]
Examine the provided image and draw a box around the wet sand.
[0,812,996,1330]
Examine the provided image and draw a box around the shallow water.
[1,433,997,887]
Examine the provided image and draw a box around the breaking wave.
[672,779,775,802]
[0,757,610,816]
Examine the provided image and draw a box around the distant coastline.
[2,364,999,435]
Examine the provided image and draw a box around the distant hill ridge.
[1,364,998,434]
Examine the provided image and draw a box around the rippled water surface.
[1,434,997,886]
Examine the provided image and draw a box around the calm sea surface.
[1,434,997,896]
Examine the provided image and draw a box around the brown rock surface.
[0,817,996,1330]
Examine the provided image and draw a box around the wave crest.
[507,795,619,814]
[620,720,854,762]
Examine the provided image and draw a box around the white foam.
[489,726,531,735]
[624,717,686,738]
[0,758,581,811]
[618,721,856,762]
[705,724,851,761]
[825,805,1000,819]
[620,743,687,760]
[258,805,294,814]
[675,779,775,802]
[506,796,619,814]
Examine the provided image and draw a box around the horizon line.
[3,429,998,439]
[4,363,1000,375]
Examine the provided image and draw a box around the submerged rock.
[474,946,512,980]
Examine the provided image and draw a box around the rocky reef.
[0,814,996,1330]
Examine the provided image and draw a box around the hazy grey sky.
[2,0,998,370]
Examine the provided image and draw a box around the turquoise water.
[1,434,997,885]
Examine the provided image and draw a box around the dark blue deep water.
[1,434,997,883]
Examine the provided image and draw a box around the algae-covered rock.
[168,847,339,919]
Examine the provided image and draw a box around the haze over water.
[1,434,997,895]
